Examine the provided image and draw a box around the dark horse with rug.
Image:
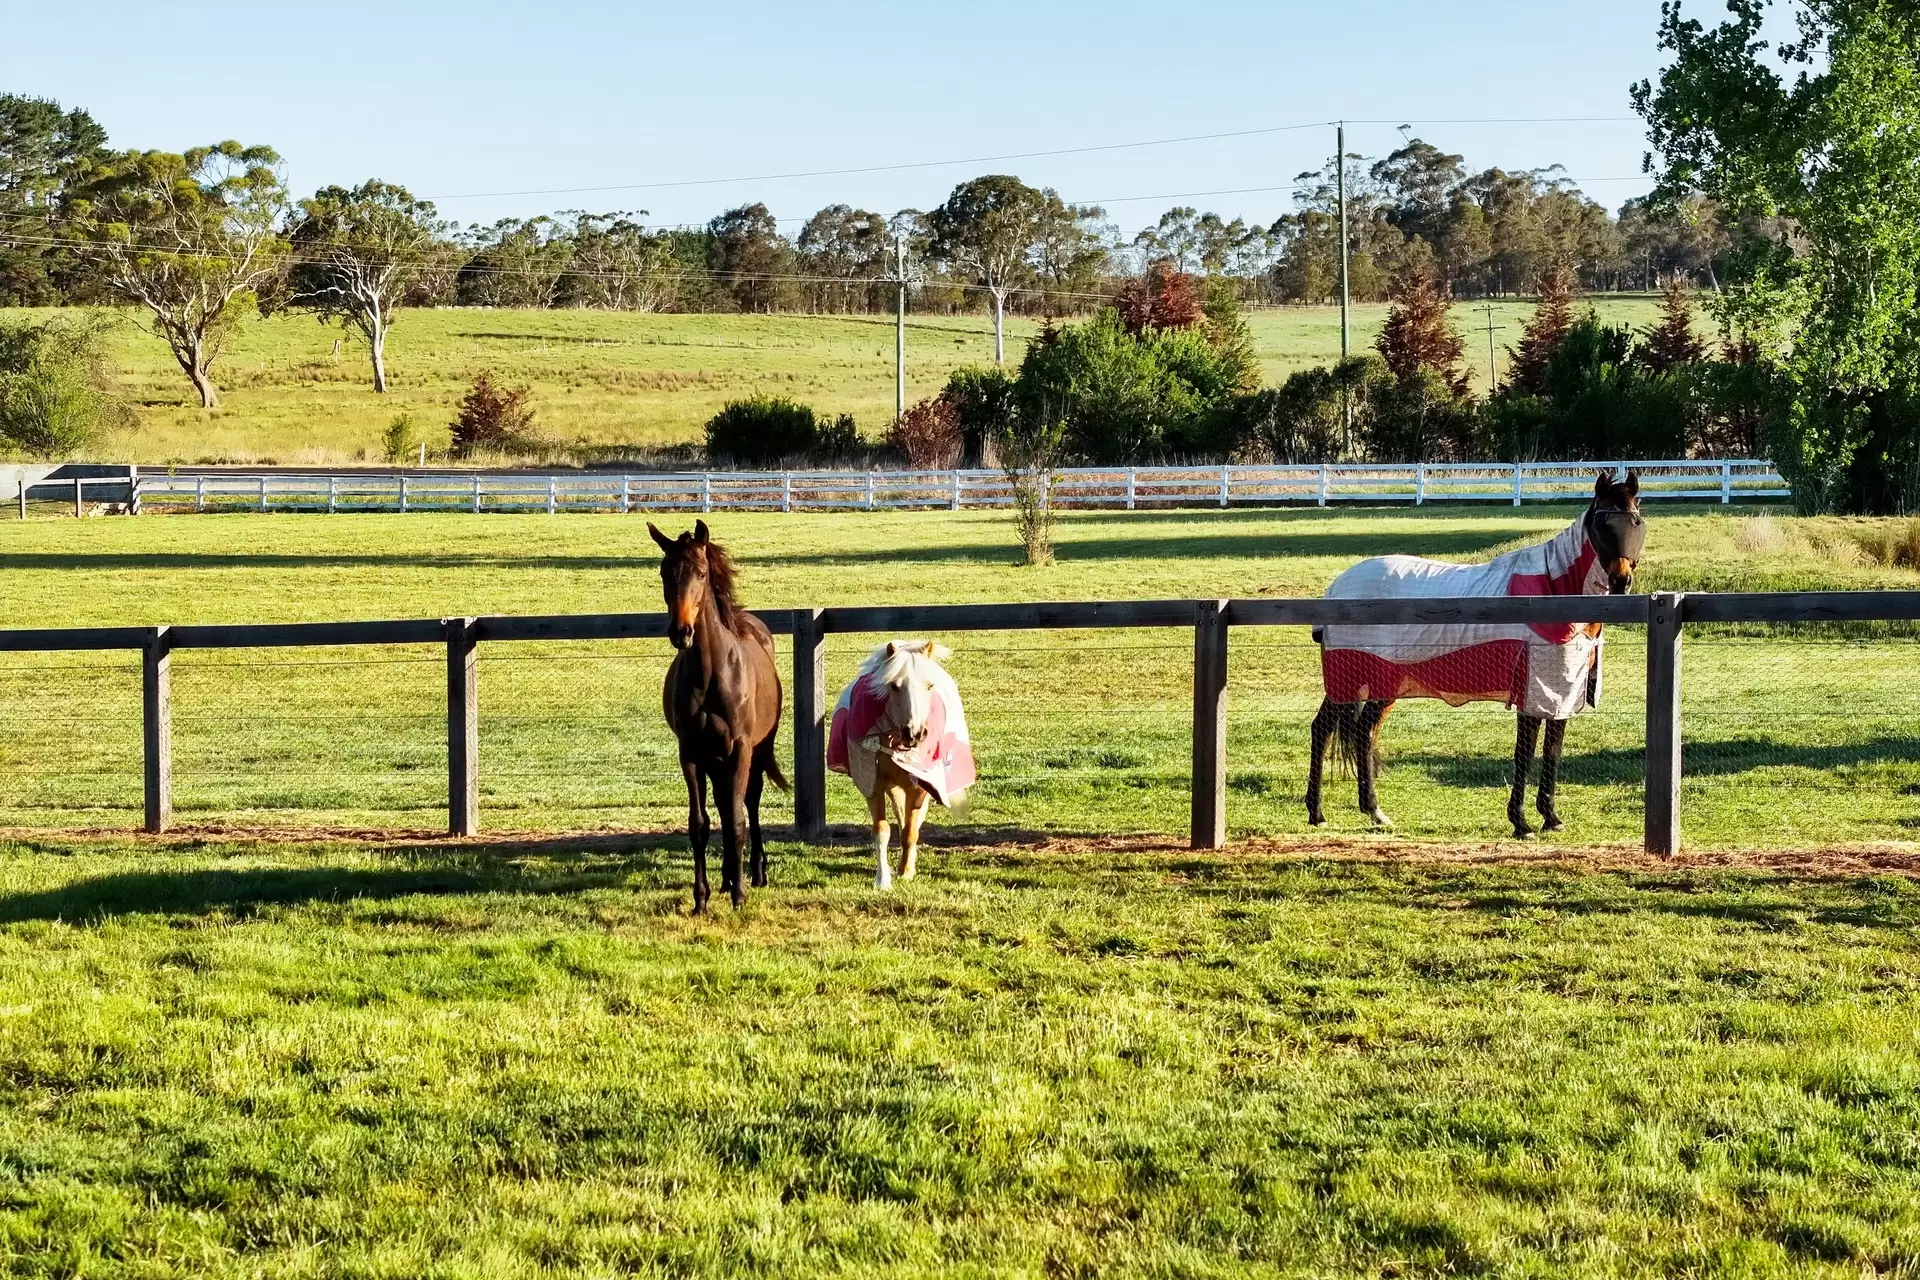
[1305,472,1646,838]
[650,520,786,910]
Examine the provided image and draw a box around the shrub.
[0,313,132,458]
[816,413,861,460]
[381,413,419,465]
[888,397,962,468]
[704,396,821,464]
[450,371,536,456]
[941,366,1018,466]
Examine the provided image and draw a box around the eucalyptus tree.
[66,141,288,408]
[927,175,1054,363]
[286,180,458,391]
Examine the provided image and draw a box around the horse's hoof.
[1513,826,1536,841]
[1368,811,1394,829]
[874,877,893,892]
[1307,813,1326,827]
[1541,818,1564,834]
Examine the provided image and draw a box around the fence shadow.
[1395,735,1920,788]
[0,832,681,924]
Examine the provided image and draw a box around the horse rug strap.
[828,665,977,807]
[1318,515,1607,720]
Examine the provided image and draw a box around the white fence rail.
[129,459,1790,515]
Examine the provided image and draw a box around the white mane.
[859,640,952,693]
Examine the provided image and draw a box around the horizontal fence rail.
[6,591,1910,860]
[116,460,1790,516]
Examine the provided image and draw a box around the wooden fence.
[118,459,1790,515]
[7,591,1911,856]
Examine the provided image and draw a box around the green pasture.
[0,298,1665,466]
[2,502,1917,849]
[6,505,1920,1276]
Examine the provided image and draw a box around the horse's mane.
[858,641,950,693]
[704,540,744,630]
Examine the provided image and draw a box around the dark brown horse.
[1305,472,1646,838]
[650,520,787,911]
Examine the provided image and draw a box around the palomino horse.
[829,641,976,890]
[650,520,786,911]
[1305,472,1646,838]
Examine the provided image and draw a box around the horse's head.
[649,519,732,649]
[1585,471,1645,595]
[867,640,951,751]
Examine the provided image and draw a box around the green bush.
[1014,309,1244,463]
[0,313,132,458]
[940,366,1018,466]
[704,396,861,464]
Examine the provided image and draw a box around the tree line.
[1,93,1731,401]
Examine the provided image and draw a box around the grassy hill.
[0,298,1666,467]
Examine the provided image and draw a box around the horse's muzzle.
[1609,574,1633,595]
[668,622,695,649]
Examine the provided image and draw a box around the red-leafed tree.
[1374,264,1469,398]
[1116,260,1202,336]
[1507,263,1578,394]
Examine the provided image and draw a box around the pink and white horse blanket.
[828,649,977,805]
[1319,514,1608,719]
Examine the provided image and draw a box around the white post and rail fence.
[2,589,1903,858]
[11,460,1790,516]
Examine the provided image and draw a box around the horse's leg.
[1306,698,1336,826]
[1509,715,1543,839]
[721,748,750,909]
[869,777,893,891]
[901,783,931,880]
[1358,700,1394,828]
[1536,718,1567,833]
[683,756,711,914]
[746,742,769,888]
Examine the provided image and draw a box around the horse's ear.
[693,519,710,544]
[647,522,675,554]
[884,641,897,658]
[929,642,952,663]
[1594,472,1612,500]
[1622,471,1639,498]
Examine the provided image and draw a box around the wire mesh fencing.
[1680,626,1920,848]
[0,652,142,828]
[1229,627,1649,842]
[822,630,1193,839]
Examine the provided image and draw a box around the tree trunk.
[190,365,219,409]
[178,337,218,408]
[992,288,1006,365]
[370,316,388,393]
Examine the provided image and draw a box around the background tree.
[1374,265,1470,399]
[707,203,790,313]
[796,204,889,313]
[928,175,1053,363]
[558,211,681,312]
[1635,0,1920,511]
[286,180,457,392]
[1506,263,1579,394]
[66,141,288,408]
[1638,275,1707,374]
[0,94,109,305]
[457,216,570,308]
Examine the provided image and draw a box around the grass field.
[6,503,1920,1277]
[0,298,1666,466]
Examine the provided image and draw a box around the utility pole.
[894,232,907,422]
[1480,303,1505,394]
[1337,120,1350,361]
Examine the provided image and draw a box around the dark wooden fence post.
[1191,598,1229,850]
[1644,591,1684,857]
[793,608,827,841]
[446,616,479,836]
[142,625,171,833]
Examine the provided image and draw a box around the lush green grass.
[2,503,1918,848]
[6,506,1920,1276]
[0,299,1666,465]
[4,833,1920,1277]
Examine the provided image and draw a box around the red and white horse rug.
[1318,514,1608,719]
[828,643,977,806]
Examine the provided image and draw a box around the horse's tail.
[757,739,791,793]
[1325,700,1387,778]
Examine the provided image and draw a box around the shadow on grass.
[0,832,683,924]
[1391,736,1920,788]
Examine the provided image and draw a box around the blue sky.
[3,0,1675,234]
